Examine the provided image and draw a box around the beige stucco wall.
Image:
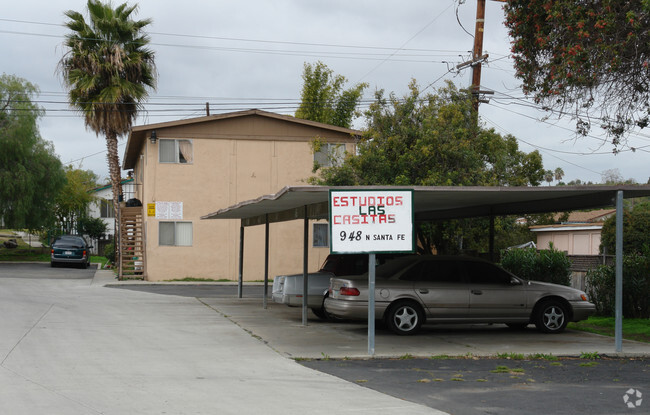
[130,114,355,281]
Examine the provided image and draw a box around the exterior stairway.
[119,206,146,279]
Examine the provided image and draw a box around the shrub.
[586,252,650,318]
[601,202,650,255]
[103,242,115,264]
[585,265,615,316]
[501,246,571,286]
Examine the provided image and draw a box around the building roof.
[201,185,650,227]
[122,109,362,169]
[555,208,616,223]
[90,178,134,193]
[529,223,604,232]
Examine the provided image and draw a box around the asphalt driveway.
[0,267,440,415]
[0,262,96,279]
[300,356,649,415]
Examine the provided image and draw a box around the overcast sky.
[2,0,649,185]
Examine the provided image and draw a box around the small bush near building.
[586,252,650,318]
[500,246,572,286]
[104,242,115,264]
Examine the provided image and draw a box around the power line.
[356,2,456,81]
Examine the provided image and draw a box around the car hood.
[526,280,586,296]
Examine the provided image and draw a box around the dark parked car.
[325,255,596,335]
[50,235,92,268]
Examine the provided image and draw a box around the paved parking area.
[0,266,442,415]
[109,283,650,359]
[0,262,96,280]
[3,265,648,415]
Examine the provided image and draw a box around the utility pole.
[456,0,505,112]
[471,0,486,112]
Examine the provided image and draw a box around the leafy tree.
[54,166,99,233]
[0,74,66,229]
[600,202,650,255]
[554,167,564,182]
[77,216,108,240]
[504,0,650,147]
[59,0,156,223]
[295,61,367,128]
[311,81,546,253]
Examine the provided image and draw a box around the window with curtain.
[313,223,329,247]
[314,143,345,168]
[159,139,193,164]
[159,222,193,246]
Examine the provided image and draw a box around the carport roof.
[201,185,650,226]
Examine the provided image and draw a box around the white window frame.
[159,221,193,246]
[100,199,114,218]
[159,139,193,164]
[312,222,329,248]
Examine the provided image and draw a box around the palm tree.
[59,0,155,265]
[554,167,565,183]
[544,170,554,186]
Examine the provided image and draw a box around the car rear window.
[54,236,85,247]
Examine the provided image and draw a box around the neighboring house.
[121,109,359,281]
[86,178,136,255]
[529,209,616,255]
[530,209,616,289]
[88,178,136,236]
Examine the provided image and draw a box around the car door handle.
[471,290,483,295]
[418,289,429,294]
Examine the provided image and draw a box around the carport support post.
[489,214,495,262]
[238,222,244,299]
[368,253,376,356]
[302,206,309,326]
[615,190,623,352]
[263,214,269,309]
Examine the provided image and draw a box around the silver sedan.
[324,255,595,335]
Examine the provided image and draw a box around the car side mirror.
[510,277,522,285]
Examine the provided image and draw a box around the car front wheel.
[386,301,424,335]
[534,300,568,333]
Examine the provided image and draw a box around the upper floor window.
[314,143,345,168]
[159,139,193,164]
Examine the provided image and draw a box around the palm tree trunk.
[106,131,123,275]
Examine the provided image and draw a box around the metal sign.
[329,189,414,254]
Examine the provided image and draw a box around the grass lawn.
[0,232,50,261]
[569,316,650,343]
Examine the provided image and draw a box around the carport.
[202,185,650,352]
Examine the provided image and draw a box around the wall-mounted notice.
[155,201,183,220]
[329,189,414,254]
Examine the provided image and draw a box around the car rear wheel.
[386,300,424,335]
[534,300,568,333]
